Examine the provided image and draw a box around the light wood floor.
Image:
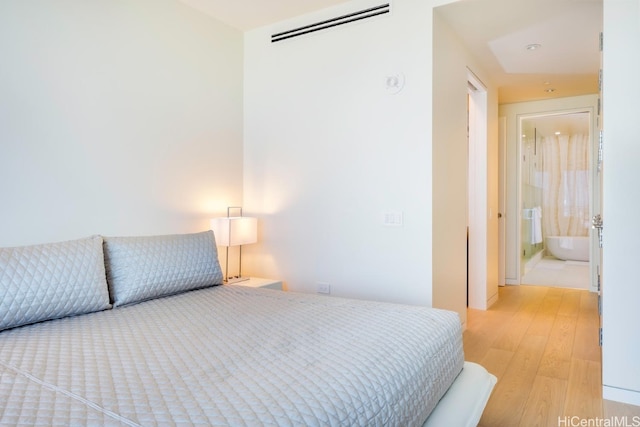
[464,285,640,426]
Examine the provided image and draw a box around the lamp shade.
[210,217,257,247]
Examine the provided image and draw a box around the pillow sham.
[103,231,223,307]
[0,235,111,331]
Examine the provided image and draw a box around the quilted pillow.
[0,235,111,331]
[103,231,223,307]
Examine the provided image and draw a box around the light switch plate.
[382,211,403,227]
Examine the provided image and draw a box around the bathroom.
[520,111,592,289]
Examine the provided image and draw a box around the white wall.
[601,0,640,406]
[0,0,244,247]
[499,95,599,285]
[432,10,500,320]
[243,0,436,305]
[244,0,498,318]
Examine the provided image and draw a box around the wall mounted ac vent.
[271,3,390,43]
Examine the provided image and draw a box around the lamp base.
[225,276,251,284]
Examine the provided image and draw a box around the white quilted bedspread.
[0,286,463,426]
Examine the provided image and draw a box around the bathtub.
[545,236,590,262]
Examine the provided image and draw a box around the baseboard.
[487,292,499,308]
[603,385,640,406]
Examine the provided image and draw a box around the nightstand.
[226,277,283,290]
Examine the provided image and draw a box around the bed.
[0,231,496,426]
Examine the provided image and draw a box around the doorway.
[518,110,597,291]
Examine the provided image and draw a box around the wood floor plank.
[519,375,568,427]
[491,310,536,352]
[603,399,640,418]
[518,286,549,314]
[538,314,578,380]
[573,313,601,362]
[579,290,599,315]
[479,348,514,381]
[527,290,563,337]
[489,286,526,312]
[573,292,602,362]
[464,309,513,362]
[557,290,582,317]
[563,358,603,419]
[479,334,548,426]
[468,285,605,426]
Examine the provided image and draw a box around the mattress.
[0,285,464,426]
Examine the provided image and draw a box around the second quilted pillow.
[103,231,223,307]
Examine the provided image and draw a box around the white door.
[498,117,506,286]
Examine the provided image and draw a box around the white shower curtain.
[541,134,590,238]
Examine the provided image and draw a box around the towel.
[531,206,543,244]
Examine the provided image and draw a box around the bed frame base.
[422,361,497,427]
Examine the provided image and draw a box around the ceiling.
[177,0,603,104]
[435,0,603,104]
[176,0,350,31]
[523,112,591,138]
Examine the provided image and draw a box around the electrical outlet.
[316,282,331,294]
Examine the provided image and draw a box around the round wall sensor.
[385,73,405,94]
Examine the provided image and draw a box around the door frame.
[515,107,598,292]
